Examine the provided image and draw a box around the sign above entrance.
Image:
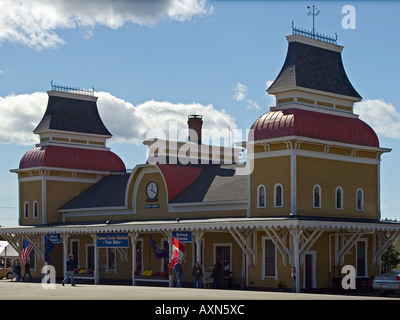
[46,233,61,243]
[97,233,129,248]
[172,231,192,243]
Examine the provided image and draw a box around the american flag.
[21,239,34,264]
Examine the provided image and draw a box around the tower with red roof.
[12,87,126,225]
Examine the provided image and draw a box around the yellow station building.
[1,30,400,293]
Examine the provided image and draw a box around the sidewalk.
[0,279,395,300]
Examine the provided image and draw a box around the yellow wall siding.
[250,156,291,216]
[19,180,42,225]
[296,156,378,219]
[134,172,168,219]
[46,180,94,224]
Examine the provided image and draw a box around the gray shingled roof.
[59,174,130,210]
[268,41,362,99]
[34,95,112,136]
[59,164,247,212]
[170,164,247,203]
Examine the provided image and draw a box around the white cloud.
[0,92,48,145]
[246,99,260,110]
[0,0,213,50]
[354,99,400,139]
[96,92,236,144]
[233,82,247,102]
[0,91,237,146]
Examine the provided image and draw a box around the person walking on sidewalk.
[62,254,75,286]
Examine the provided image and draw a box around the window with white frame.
[274,183,283,207]
[107,248,116,272]
[257,185,266,208]
[33,201,39,218]
[356,188,364,211]
[335,187,343,210]
[262,237,277,279]
[313,185,321,208]
[135,240,143,274]
[356,240,367,277]
[24,201,29,218]
[71,240,79,269]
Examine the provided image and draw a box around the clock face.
[146,181,158,200]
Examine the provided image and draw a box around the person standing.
[211,264,219,289]
[12,260,21,282]
[192,261,203,288]
[174,259,183,287]
[62,254,75,286]
[22,260,32,281]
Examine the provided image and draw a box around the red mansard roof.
[19,145,126,172]
[250,108,379,148]
[156,164,203,202]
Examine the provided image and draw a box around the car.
[373,270,400,296]
[0,267,13,280]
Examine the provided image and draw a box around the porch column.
[161,230,173,287]
[290,227,302,293]
[61,233,69,278]
[130,231,138,286]
[91,234,99,285]
[193,230,204,265]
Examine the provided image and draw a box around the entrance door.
[304,252,316,290]
[305,254,313,290]
[215,245,231,288]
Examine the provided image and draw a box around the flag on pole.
[21,239,34,265]
[171,236,185,269]
[149,236,168,259]
[44,235,55,263]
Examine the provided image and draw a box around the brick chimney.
[187,115,203,144]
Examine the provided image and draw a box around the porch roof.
[1,217,399,235]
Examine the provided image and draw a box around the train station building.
[1,29,400,293]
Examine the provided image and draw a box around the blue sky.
[0,0,400,226]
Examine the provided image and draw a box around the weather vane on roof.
[307,5,320,37]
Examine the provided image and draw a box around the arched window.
[24,201,29,218]
[356,189,364,211]
[313,185,321,208]
[257,185,266,208]
[274,183,283,207]
[33,201,39,218]
[335,187,343,210]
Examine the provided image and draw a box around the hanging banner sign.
[97,233,129,248]
[46,234,61,243]
[172,231,192,243]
